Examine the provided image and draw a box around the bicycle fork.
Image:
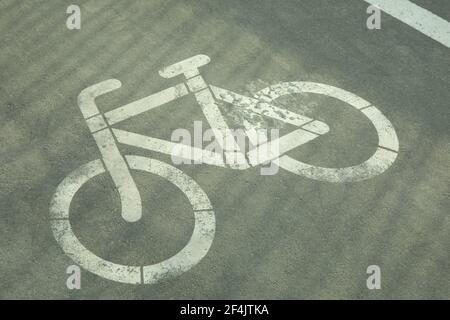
[78,79,142,223]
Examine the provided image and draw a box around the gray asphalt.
[0,0,449,299]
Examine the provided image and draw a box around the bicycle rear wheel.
[254,81,399,182]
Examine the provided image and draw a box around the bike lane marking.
[364,0,450,48]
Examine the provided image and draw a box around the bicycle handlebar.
[77,79,122,119]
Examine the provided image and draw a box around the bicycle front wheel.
[50,156,215,284]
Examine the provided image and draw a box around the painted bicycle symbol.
[50,55,399,284]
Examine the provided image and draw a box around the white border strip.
[364,0,450,48]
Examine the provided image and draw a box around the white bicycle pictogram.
[50,54,399,284]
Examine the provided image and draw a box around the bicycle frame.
[77,55,329,221]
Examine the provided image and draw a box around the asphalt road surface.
[0,0,449,299]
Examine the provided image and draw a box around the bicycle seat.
[159,54,211,79]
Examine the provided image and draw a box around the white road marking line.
[364,0,450,48]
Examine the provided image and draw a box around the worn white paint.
[211,85,315,127]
